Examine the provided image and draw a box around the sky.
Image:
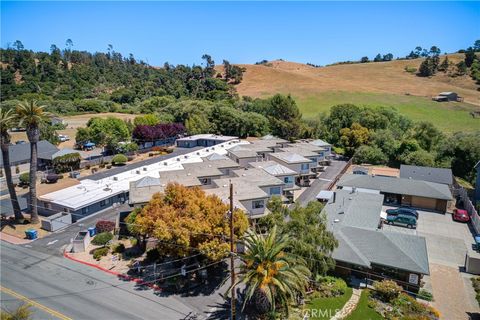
[1,1,479,66]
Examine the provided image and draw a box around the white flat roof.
[39,139,248,210]
[177,134,238,142]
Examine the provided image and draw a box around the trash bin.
[25,229,38,240]
[88,227,96,237]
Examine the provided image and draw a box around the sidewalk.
[0,231,32,245]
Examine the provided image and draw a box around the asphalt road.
[0,242,199,320]
[295,159,349,206]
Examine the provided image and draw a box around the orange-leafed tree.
[131,183,249,261]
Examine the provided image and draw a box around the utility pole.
[229,181,236,320]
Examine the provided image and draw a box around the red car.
[453,209,470,222]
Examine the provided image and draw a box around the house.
[267,152,314,186]
[38,141,247,220]
[475,161,480,203]
[51,117,65,126]
[296,139,332,157]
[176,134,238,148]
[248,160,300,201]
[400,164,453,186]
[280,145,325,172]
[337,174,452,212]
[0,140,58,169]
[432,92,460,102]
[227,144,272,167]
[324,190,429,292]
[206,168,285,219]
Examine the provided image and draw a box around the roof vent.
[197,152,200,155]
[143,167,147,171]
[136,170,141,174]
[113,177,118,181]
[208,164,212,168]
[184,155,188,159]
[187,173,191,176]
[177,158,180,161]
[338,211,344,215]
[334,219,340,223]
[164,162,168,165]
[211,147,215,150]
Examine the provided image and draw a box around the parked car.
[58,134,70,142]
[386,214,417,229]
[385,207,419,219]
[453,209,470,223]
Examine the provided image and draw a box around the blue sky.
[1,1,479,66]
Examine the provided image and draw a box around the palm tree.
[0,107,24,221]
[16,100,51,223]
[233,226,311,317]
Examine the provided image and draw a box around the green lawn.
[345,290,382,320]
[294,91,480,133]
[304,287,353,319]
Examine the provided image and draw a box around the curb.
[63,250,161,291]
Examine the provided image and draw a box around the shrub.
[96,220,115,233]
[52,152,81,173]
[146,248,160,262]
[91,232,113,246]
[19,173,29,186]
[93,247,109,260]
[130,238,138,247]
[404,65,417,73]
[417,289,434,301]
[373,280,402,302]
[106,165,112,169]
[315,276,348,298]
[112,243,125,253]
[472,277,480,306]
[111,154,128,165]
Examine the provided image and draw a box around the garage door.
[412,196,437,210]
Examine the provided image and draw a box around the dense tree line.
[0,41,242,111]
[316,104,480,184]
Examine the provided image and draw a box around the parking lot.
[382,206,480,319]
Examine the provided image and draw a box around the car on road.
[453,209,470,222]
[385,207,419,219]
[386,214,417,229]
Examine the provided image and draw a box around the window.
[44,202,51,210]
[311,157,316,163]
[270,187,281,195]
[284,176,294,184]
[100,200,106,207]
[301,163,309,171]
[252,200,264,209]
[82,207,89,214]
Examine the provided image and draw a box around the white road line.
[47,240,59,246]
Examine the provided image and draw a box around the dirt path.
[430,263,479,320]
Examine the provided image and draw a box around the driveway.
[295,159,349,206]
[384,208,480,319]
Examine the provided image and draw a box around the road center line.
[0,285,72,320]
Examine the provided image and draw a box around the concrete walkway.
[0,231,31,245]
[331,288,362,320]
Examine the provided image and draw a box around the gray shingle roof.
[248,161,297,176]
[338,174,452,200]
[269,152,310,164]
[0,140,58,166]
[324,190,430,275]
[400,165,453,185]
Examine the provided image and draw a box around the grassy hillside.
[235,55,480,132]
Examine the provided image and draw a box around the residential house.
[399,164,453,186]
[475,161,480,203]
[324,190,429,292]
[248,160,299,201]
[268,152,313,186]
[337,174,452,212]
[0,140,58,169]
[176,134,238,148]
